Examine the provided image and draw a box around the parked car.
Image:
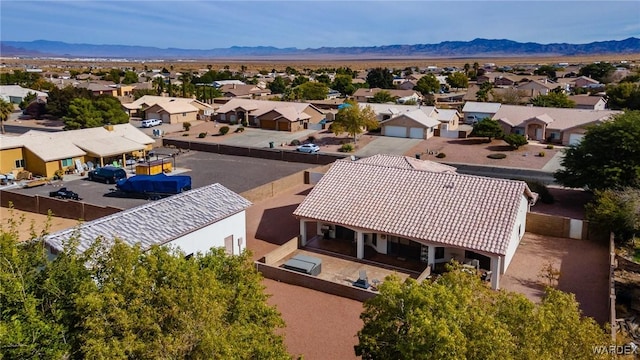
[296,144,320,153]
[87,166,127,184]
[141,119,162,128]
[49,187,80,200]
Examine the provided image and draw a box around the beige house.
[380,110,440,139]
[434,109,461,138]
[145,102,198,125]
[0,124,154,177]
[214,98,324,132]
[219,84,271,98]
[573,76,601,88]
[568,95,607,110]
[493,105,621,145]
[353,88,423,104]
[121,95,214,122]
[294,156,537,290]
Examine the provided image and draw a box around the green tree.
[534,65,558,81]
[579,62,616,83]
[18,91,37,110]
[370,90,397,104]
[0,98,14,134]
[504,133,528,149]
[355,271,608,360]
[586,188,640,243]
[475,81,494,102]
[62,95,128,130]
[445,72,469,91]
[0,218,289,359]
[332,75,355,96]
[530,92,576,108]
[108,68,122,84]
[298,81,329,100]
[268,76,287,94]
[121,70,139,84]
[472,118,504,141]
[315,74,331,85]
[366,67,394,89]
[413,74,440,95]
[292,75,309,87]
[555,111,640,190]
[606,82,640,110]
[45,86,93,118]
[331,100,378,144]
[152,77,165,95]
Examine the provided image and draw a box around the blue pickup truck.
[116,173,192,200]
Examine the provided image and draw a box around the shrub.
[339,143,354,152]
[435,152,446,158]
[198,132,207,138]
[538,151,546,157]
[525,180,555,204]
[240,118,248,127]
[487,153,507,159]
[546,144,554,149]
[53,169,64,180]
[503,134,528,149]
[183,122,191,131]
[307,136,316,143]
[182,133,189,137]
[219,126,230,135]
[234,127,245,133]
[290,139,301,146]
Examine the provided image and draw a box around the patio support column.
[490,256,501,290]
[356,231,364,259]
[299,220,307,246]
[316,222,323,236]
[427,245,435,267]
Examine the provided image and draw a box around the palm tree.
[0,99,14,134]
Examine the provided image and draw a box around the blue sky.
[1,1,638,49]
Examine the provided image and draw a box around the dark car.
[87,166,127,184]
[49,187,80,200]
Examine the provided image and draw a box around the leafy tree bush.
[339,143,354,152]
[219,126,230,135]
[0,219,289,359]
[198,132,207,138]
[487,153,507,159]
[445,72,469,90]
[290,139,301,146]
[355,271,608,359]
[503,133,528,149]
[183,121,191,131]
[472,118,504,141]
[606,82,640,110]
[525,180,555,204]
[435,152,446,158]
[530,92,575,108]
[307,136,316,143]
[413,74,440,95]
[331,100,378,144]
[586,187,640,243]
[578,62,616,83]
[62,96,128,130]
[370,90,397,104]
[234,127,245,133]
[366,68,394,89]
[546,144,554,149]
[538,151,546,157]
[298,81,328,100]
[555,111,640,190]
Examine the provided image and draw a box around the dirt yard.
[0,207,80,241]
[405,136,561,169]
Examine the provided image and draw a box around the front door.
[535,128,543,140]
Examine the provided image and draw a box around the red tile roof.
[294,160,534,256]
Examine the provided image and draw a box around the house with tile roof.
[0,124,154,177]
[45,183,251,257]
[293,157,536,290]
[121,95,214,121]
[214,98,324,131]
[568,95,607,110]
[219,84,271,98]
[492,104,620,145]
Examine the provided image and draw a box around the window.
[61,158,73,167]
[182,112,187,116]
[435,247,445,259]
[224,235,234,255]
[299,120,304,125]
[15,159,25,168]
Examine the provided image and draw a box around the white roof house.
[380,109,441,139]
[0,85,48,103]
[45,183,252,256]
[462,101,502,114]
[294,159,536,289]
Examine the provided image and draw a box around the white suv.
[141,119,162,128]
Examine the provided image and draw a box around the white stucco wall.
[502,195,529,273]
[168,211,247,256]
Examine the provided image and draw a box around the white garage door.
[568,133,584,145]
[385,125,406,138]
[409,127,424,139]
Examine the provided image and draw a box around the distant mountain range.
[2,38,640,60]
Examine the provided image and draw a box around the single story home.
[434,108,461,138]
[44,183,251,257]
[380,109,440,139]
[0,85,48,104]
[214,98,324,132]
[0,124,154,177]
[461,101,502,124]
[352,88,423,104]
[219,84,271,98]
[568,95,607,110]
[493,104,621,145]
[122,95,214,121]
[294,156,537,290]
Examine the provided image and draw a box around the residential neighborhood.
[1,39,640,359]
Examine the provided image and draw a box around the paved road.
[6,151,315,210]
[355,137,423,157]
[444,162,558,184]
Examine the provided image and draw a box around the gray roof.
[45,183,252,253]
[462,101,502,114]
